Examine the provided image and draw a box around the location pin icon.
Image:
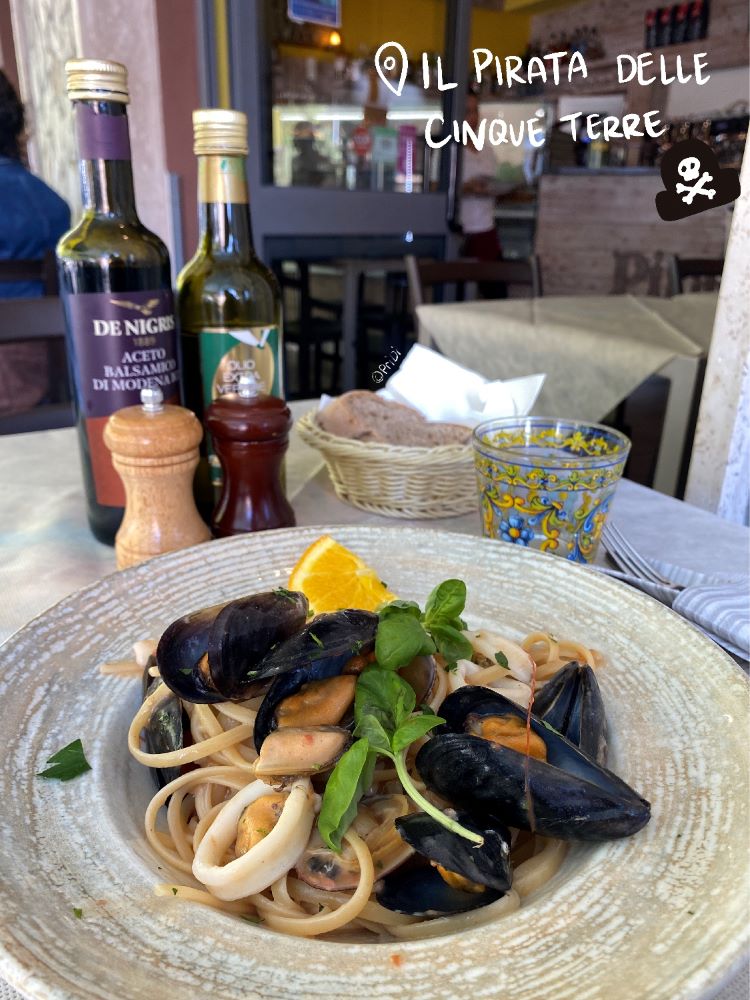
[374,41,408,98]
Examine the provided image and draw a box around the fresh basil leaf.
[317,739,375,852]
[419,703,437,716]
[378,600,421,619]
[392,713,445,754]
[430,623,473,665]
[423,580,466,627]
[375,612,435,671]
[354,713,392,755]
[495,651,509,668]
[355,666,415,732]
[37,739,91,782]
[392,672,416,729]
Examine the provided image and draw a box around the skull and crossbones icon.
[675,156,716,205]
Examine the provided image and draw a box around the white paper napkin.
[318,345,544,427]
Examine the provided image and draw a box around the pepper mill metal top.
[140,387,164,412]
[236,374,260,399]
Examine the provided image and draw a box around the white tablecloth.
[0,400,747,999]
[416,293,718,422]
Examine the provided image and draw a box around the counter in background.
[535,172,730,296]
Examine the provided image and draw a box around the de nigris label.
[63,288,181,506]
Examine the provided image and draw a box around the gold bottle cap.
[193,108,248,156]
[65,58,129,103]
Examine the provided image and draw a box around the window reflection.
[268,1,444,192]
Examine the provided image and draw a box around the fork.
[601,522,683,590]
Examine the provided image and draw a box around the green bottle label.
[197,325,281,485]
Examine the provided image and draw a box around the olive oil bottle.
[57,60,181,545]
[178,109,283,512]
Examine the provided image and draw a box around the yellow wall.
[340,0,531,61]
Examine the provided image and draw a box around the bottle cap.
[65,59,129,104]
[193,108,248,156]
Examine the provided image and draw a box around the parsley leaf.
[37,739,91,782]
[273,588,299,604]
[72,907,83,919]
[495,651,509,668]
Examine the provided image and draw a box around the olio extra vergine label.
[64,288,181,506]
[195,325,281,485]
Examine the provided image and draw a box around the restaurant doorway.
[214,0,472,395]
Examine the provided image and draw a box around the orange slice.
[288,535,396,615]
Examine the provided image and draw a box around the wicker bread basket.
[296,409,478,519]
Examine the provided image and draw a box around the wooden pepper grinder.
[205,374,295,537]
[103,387,211,569]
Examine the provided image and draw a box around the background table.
[416,292,718,496]
[0,400,747,1000]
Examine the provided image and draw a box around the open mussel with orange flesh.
[395,812,511,893]
[377,865,501,917]
[532,662,607,763]
[141,660,182,788]
[416,687,650,841]
[156,591,309,704]
[252,609,378,752]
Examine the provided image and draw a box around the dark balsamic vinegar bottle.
[57,60,181,545]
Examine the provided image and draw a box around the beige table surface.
[416,292,718,422]
[0,399,747,1000]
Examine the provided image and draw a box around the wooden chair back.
[0,297,74,434]
[0,250,58,296]
[668,256,723,295]
[405,255,542,312]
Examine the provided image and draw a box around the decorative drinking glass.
[473,417,631,563]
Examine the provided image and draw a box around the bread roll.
[316,391,470,447]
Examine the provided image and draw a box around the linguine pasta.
[116,626,602,941]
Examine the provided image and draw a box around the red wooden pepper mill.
[205,374,295,537]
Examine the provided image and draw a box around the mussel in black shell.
[157,590,309,704]
[395,811,512,893]
[532,661,607,763]
[416,686,650,841]
[141,660,182,788]
[377,865,501,917]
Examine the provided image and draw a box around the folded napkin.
[378,344,545,427]
[593,560,749,664]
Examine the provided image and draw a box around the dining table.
[416,291,718,498]
[0,398,747,1000]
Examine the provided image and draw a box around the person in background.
[459,90,505,297]
[0,70,70,416]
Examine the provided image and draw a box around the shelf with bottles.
[644,2,710,50]
[648,112,748,170]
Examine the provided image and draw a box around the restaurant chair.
[356,269,413,385]
[0,297,75,434]
[668,256,724,296]
[0,250,59,296]
[405,255,542,313]
[276,260,344,398]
